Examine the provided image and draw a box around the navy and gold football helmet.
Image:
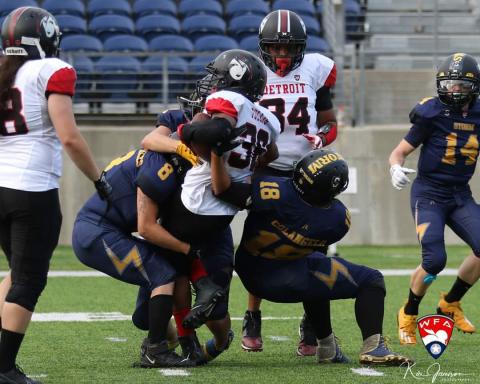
[436,53,480,109]
[292,149,349,206]
[1,7,61,59]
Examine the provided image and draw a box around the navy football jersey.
[238,176,350,260]
[77,150,179,232]
[405,97,480,186]
[156,109,188,132]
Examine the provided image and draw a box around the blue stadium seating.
[272,0,316,17]
[142,56,188,73]
[178,0,223,18]
[56,15,87,36]
[229,14,264,40]
[182,15,226,41]
[225,0,269,18]
[87,0,131,18]
[89,15,135,41]
[305,36,330,53]
[141,56,189,99]
[132,0,177,18]
[43,0,85,17]
[103,35,148,52]
[149,35,194,53]
[72,55,94,72]
[0,0,37,17]
[60,34,103,52]
[189,55,216,73]
[239,36,259,52]
[135,15,181,41]
[194,35,238,52]
[71,56,94,95]
[95,56,141,99]
[301,15,322,36]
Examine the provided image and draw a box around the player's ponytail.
[0,56,28,111]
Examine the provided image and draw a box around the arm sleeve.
[315,86,333,111]
[178,117,232,146]
[216,182,252,209]
[46,67,77,97]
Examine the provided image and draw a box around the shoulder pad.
[409,97,442,124]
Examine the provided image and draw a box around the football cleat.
[397,305,417,345]
[296,314,318,356]
[0,365,42,384]
[203,329,234,362]
[139,340,196,368]
[359,334,414,366]
[317,334,350,363]
[182,277,226,329]
[437,292,476,333]
[241,310,263,352]
[179,333,207,365]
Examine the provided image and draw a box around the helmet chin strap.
[275,57,292,77]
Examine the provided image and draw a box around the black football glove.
[94,171,113,201]
[187,246,203,260]
[212,124,247,156]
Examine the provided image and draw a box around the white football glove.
[390,164,416,190]
[302,133,323,149]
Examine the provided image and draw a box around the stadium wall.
[59,124,479,246]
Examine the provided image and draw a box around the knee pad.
[421,256,446,276]
[6,281,46,312]
[207,295,229,320]
[362,272,386,296]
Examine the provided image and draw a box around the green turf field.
[1,245,479,383]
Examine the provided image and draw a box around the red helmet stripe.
[280,10,289,33]
[9,7,29,46]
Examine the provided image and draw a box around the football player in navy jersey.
[138,89,237,363]
[0,7,111,383]
[242,9,340,357]
[211,148,412,366]
[391,53,480,345]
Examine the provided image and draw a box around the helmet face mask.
[1,7,61,60]
[292,149,349,207]
[259,10,307,77]
[436,53,480,109]
[197,49,267,102]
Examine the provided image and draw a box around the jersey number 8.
[0,89,28,136]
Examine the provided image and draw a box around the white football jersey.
[0,58,76,191]
[181,90,280,215]
[259,53,336,171]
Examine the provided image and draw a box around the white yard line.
[0,268,461,278]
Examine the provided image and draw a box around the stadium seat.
[189,55,216,73]
[178,0,223,18]
[135,15,181,41]
[229,14,264,40]
[141,56,189,100]
[0,0,37,17]
[103,35,148,52]
[60,34,103,52]
[87,0,131,18]
[71,55,94,72]
[89,15,135,41]
[149,35,194,53]
[132,0,177,18]
[194,35,238,52]
[56,15,87,36]
[301,15,321,36]
[43,0,85,17]
[182,15,226,41]
[95,56,141,100]
[70,56,94,95]
[305,36,330,53]
[225,0,269,18]
[239,36,259,52]
[271,0,316,17]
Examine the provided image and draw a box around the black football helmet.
[292,149,349,207]
[259,10,307,77]
[178,75,211,121]
[196,49,267,102]
[1,7,61,59]
[436,53,480,109]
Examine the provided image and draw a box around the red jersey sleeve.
[46,67,77,97]
[205,97,238,119]
[324,64,336,88]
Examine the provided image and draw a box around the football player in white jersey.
[240,10,345,361]
[0,7,111,383]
